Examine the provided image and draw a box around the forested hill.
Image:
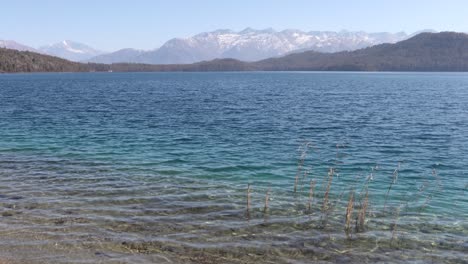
[2,32,468,73]
[254,32,468,71]
[0,48,97,72]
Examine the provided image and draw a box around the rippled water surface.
[0,72,467,263]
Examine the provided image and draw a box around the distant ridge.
[253,32,468,71]
[1,32,468,73]
[0,40,38,52]
[86,48,145,64]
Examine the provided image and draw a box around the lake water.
[0,72,467,263]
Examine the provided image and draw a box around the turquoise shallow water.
[0,72,467,263]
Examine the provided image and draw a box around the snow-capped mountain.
[87,48,145,64]
[39,40,105,61]
[0,40,38,52]
[89,28,411,64]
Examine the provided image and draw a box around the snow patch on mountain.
[87,28,428,64]
[93,28,410,64]
[39,40,105,61]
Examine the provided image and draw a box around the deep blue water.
[0,72,466,263]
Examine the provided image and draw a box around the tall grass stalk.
[345,190,355,234]
[300,169,310,194]
[294,142,311,193]
[356,189,369,232]
[321,168,334,213]
[384,163,400,213]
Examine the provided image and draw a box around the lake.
[0,72,467,263]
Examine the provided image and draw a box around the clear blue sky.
[1,0,467,51]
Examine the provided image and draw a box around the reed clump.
[239,143,441,248]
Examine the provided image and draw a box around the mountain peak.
[406,31,468,42]
[61,40,79,47]
[239,27,275,34]
[239,27,255,34]
[39,40,104,61]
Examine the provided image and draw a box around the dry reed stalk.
[263,187,270,213]
[300,169,310,192]
[357,189,369,232]
[418,169,442,212]
[321,168,334,213]
[420,194,433,212]
[294,142,311,193]
[362,165,377,191]
[308,180,316,212]
[414,180,430,214]
[294,174,300,193]
[417,180,429,206]
[345,190,355,234]
[384,163,400,213]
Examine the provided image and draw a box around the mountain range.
[2,28,432,64]
[0,39,105,62]
[88,29,412,64]
[2,32,468,73]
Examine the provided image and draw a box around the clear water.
[0,72,466,263]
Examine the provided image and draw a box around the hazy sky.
[2,0,468,51]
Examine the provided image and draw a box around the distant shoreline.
[2,32,468,73]
[3,70,468,74]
